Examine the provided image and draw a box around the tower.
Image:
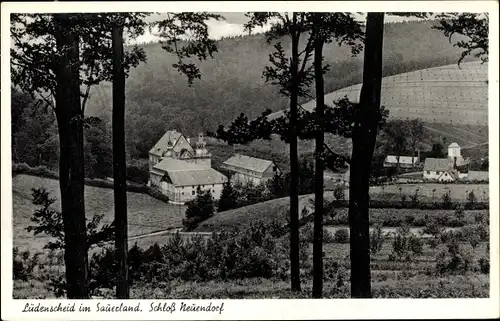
[447,143,461,159]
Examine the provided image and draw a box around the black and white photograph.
[1,1,499,319]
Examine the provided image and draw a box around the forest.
[11,19,478,177]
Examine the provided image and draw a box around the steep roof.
[424,158,452,171]
[384,155,419,165]
[149,130,183,157]
[448,142,460,148]
[152,158,227,187]
[222,154,274,174]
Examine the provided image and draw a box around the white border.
[1,1,499,320]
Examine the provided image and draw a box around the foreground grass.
[13,273,489,299]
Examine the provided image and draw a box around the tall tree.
[111,15,128,299]
[52,13,89,298]
[405,118,424,167]
[384,120,407,175]
[11,13,148,298]
[348,12,385,298]
[243,13,317,291]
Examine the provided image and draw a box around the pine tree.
[218,179,239,212]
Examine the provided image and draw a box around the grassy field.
[12,174,186,251]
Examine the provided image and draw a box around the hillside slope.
[83,20,477,160]
[268,61,488,126]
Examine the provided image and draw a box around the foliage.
[436,234,475,275]
[441,191,453,209]
[478,257,489,274]
[466,190,477,207]
[454,205,465,221]
[433,13,489,64]
[217,179,240,212]
[389,225,423,261]
[183,187,214,230]
[369,224,385,255]
[333,185,345,201]
[334,228,349,244]
[25,188,115,250]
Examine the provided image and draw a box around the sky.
[134,12,428,44]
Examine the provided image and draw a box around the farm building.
[267,61,488,126]
[149,130,226,203]
[383,155,419,168]
[423,143,470,182]
[221,154,281,186]
[150,158,227,204]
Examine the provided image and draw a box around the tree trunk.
[112,21,129,299]
[289,15,301,292]
[312,36,325,299]
[349,12,385,298]
[53,13,89,299]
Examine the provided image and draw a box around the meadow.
[12,174,186,251]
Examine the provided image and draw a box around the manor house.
[148,130,227,204]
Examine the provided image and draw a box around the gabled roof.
[152,158,227,187]
[438,170,458,181]
[448,142,460,148]
[424,158,452,171]
[149,130,183,157]
[384,155,419,165]
[222,154,275,174]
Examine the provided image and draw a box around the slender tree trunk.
[289,16,301,292]
[312,35,325,298]
[112,20,129,299]
[53,13,89,299]
[349,12,384,298]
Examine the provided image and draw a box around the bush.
[478,257,489,274]
[333,185,345,201]
[441,191,452,209]
[323,228,336,243]
[370,224,385,255]
[427,237,439,249]
[436,235,475,275]
[404,215,415,225]
[182,187,214,231]
[454,205,465,221]
[466,190,477,208]
[126,165,150,185]
[474,212,485,224]
[408,235,424,256]
[334,228,349,244]
[147,187,170,204]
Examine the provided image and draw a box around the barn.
[221,154,281,186]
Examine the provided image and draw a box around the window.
[192,190,195,195]
[273,166,277,172]
[212,189,215,193]
[437,171,441,175]
[182,192,184,195]
[426,171,430,175]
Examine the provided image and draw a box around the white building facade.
[222,154,280,186]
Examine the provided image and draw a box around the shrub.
[333,185,345,201]
[426,237,439,249]
[454,205,465,221]
[390,226,411,261]
[408,235,424,256]
[466,190,477,208]
[147,187,170,204]
[182,187,214,231]
[334,228,349,244]
[435,236,475,275]
[404,215,415,225]
[422,218,444,237]
[474,212,485,224]
[323,228,336,243]
[370,224,385,255]
[478,257,489,274]
[126,165,150,185]
[441,191,452,209]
